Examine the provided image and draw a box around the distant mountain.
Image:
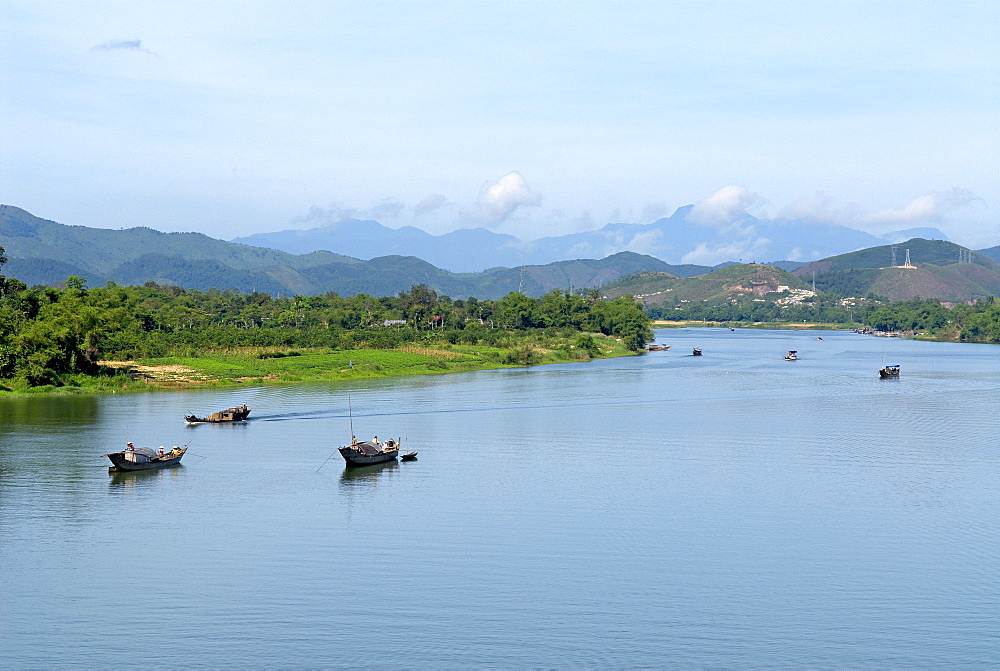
[976,244,1000,263]
[0,205,700,299]
[792,238,1000,301]
[601,263,810,308]
[234,205,892,271]
[234,219,526,273]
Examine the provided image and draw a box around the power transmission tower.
[904,249,911,266]
[891,245,897,266]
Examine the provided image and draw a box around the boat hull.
[185,406,250,423]
[339,446,399,466]
[106,451,185,472]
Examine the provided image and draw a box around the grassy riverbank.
[0,333,635,395]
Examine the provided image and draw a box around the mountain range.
[232,205,951,272]
[2,204,996,303]
[602,239,1000,307]
[0,205,720,300]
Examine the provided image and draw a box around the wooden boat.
[785,350,798,361]
[401,451,419,461]
[646,344,671,351]
[879,364,900,378]
[106,443,187,472]
[339,436,400,466]
[692,347,702,356]
[185,404,250,423]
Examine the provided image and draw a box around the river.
[1,328,997,667]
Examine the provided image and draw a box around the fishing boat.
[646,344,670,351]
[692,347,702,356]
[785,350,798,361]
[185,404,250,423]
[401,451,419,461]
[879,364,900,378]
[339,436,401,466]
[106,443,187,472]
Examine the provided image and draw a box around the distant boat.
[646,344,670,351]
[340,436,401,466]
[785,350,798,361]
[106,443,187,472]
[729,326,735,331]
[185,404,250,423]
[879,365,900,378]
[692,347,702,356]
[816,337,823,341]
[401,451,419,461]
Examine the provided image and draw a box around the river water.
[1,328,997,667]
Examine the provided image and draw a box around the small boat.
[106,443,187,472]
[185,404,250,423]
[339,436,401,466]
[692,347,702,356]
[401,451,419,461]
[729,326,735,331]
[785,350,798,361]
[646,344,671,351]
[879,364,900,378]
[816,337,823,341]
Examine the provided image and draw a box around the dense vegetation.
[652,289,1000,343]
[647,292,881,325]
[0,247,652,389]
[866,297,1000,341]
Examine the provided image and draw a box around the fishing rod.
[318,392,352,473]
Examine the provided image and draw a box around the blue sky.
[2,1,997,247]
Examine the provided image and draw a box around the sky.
[2,1,998,248]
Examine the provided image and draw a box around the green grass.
[0,332,635,395]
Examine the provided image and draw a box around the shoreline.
[0,336,637,397]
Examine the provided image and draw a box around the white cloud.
[413,194,448,216]
[865,188,982,226]
[291,199,405,228]
[470,172,542,228]
[689,186,758,228]
[681,237,773,266]
[777,192,842,223]
[623,230,665,256]
[90,39,158,56]
[641,202,670,223]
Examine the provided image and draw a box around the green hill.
[0,205,685,299]
[792,238,1000,301]
[602,263,810,308]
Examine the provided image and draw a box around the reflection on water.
[338,460,399,486]
[1,328,998,667]
[108,465,187,492]
[183,420,252,431]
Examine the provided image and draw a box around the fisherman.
[373,436,379,445]
[158,447,165,456]
[127,442,135,450]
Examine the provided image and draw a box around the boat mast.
[348,392,355,443]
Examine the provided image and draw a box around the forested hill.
[0,205,712,299]
[791,239,1000,301]
[600,263,810,306]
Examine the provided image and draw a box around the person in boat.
[373,436,379,445]
[126,442,135,450]
[158,447,165,456]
